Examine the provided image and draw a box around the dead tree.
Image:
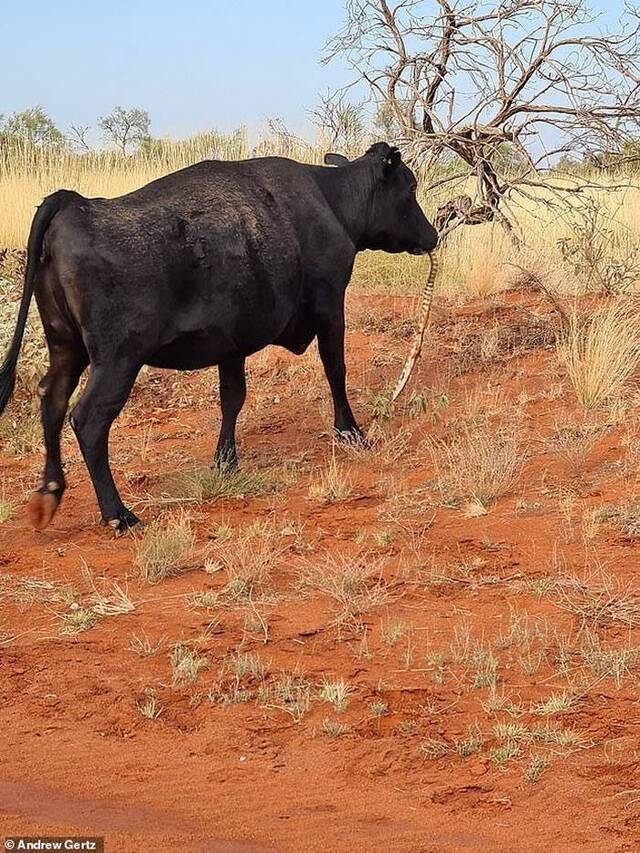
[325,0,640,239]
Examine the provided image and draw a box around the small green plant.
[527,576,559,598]
[321,719,351,738]
[372,393,394,423]
[530,725,584,748]
[531,691,576,716]
[230,652,266,681]
[471,645,499,689]
[396,720,417,735]
[494,722,529,742]
[210,651,267,704]
[60,605,97,635]
[454,725,483,757]
[169,643,208,686]
[369,700,389,718]
[523,754,550,783]
[209,523,233,542]
[490,741,520,765]
[421,737,449,759]
[482,686,523,717]
[128,631,165,657]
[318,678,354,713]
[425,648,447,684]
[260,672,312,722]
[373,528,395,546]
[138,688,163,720]
[382,617,407,646]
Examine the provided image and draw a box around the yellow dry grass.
[2,130,640,301]
[558,298,640,409]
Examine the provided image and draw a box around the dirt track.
[1,290,639,852]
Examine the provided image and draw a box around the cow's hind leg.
[28,344,88,530]
[70,363,141,533]
[215,357,246,470]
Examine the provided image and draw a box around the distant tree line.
[3,99,640,183]
[0,105,151,155]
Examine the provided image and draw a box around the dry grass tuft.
[523,754,550,783]
[421,737,450,759]
[558,299,640,409]
[590,502,640,538]
[555,574,640,629]
[298,553,391,631]
[170,643,208,687]
[547,419,608,476]
[217,522,286,603]
[0,497,14,523]
[428,423,521,509]
[138,688,163,720]
[449,309,556,377]
[167,465,271,503]
[531,691,576,716]
[129,631,165,657]
[321,719,351,738]
[318,678,355,713]
[135,511,195,583]
[59,605,97,635]
[308,451,353,502]
[259,671,312,722]
[580,630,640,687]
[191,522,287,608]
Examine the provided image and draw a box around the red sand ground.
[1,289,639,851]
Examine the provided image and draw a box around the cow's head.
[324,143,438,254]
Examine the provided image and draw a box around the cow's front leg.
[70,363,141,533]
[316,313,364,444]
[215,357,246,470]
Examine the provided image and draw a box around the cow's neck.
[316,161,376,249]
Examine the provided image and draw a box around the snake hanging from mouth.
[388,251,439,403]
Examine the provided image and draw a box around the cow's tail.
[0,190,76,416]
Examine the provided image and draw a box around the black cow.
[0,142,438,532]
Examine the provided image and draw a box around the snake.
[388,251,439,403]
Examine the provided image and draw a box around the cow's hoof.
[104,509,143,536]
[27,487,61,531]
[214,453,239,473]
[334,427,370,448]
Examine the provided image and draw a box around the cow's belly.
[146,333,232,369]
[146,308,292,370]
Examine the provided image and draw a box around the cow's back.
[44,158,343,367]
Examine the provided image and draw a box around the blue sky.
[1,0,351,139]
[1,0,621,143]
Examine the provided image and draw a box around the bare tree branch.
[325,0,640,240]
[69,124,92,153]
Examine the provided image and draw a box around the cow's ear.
[324,152,350,167]
[383,147,402,169]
